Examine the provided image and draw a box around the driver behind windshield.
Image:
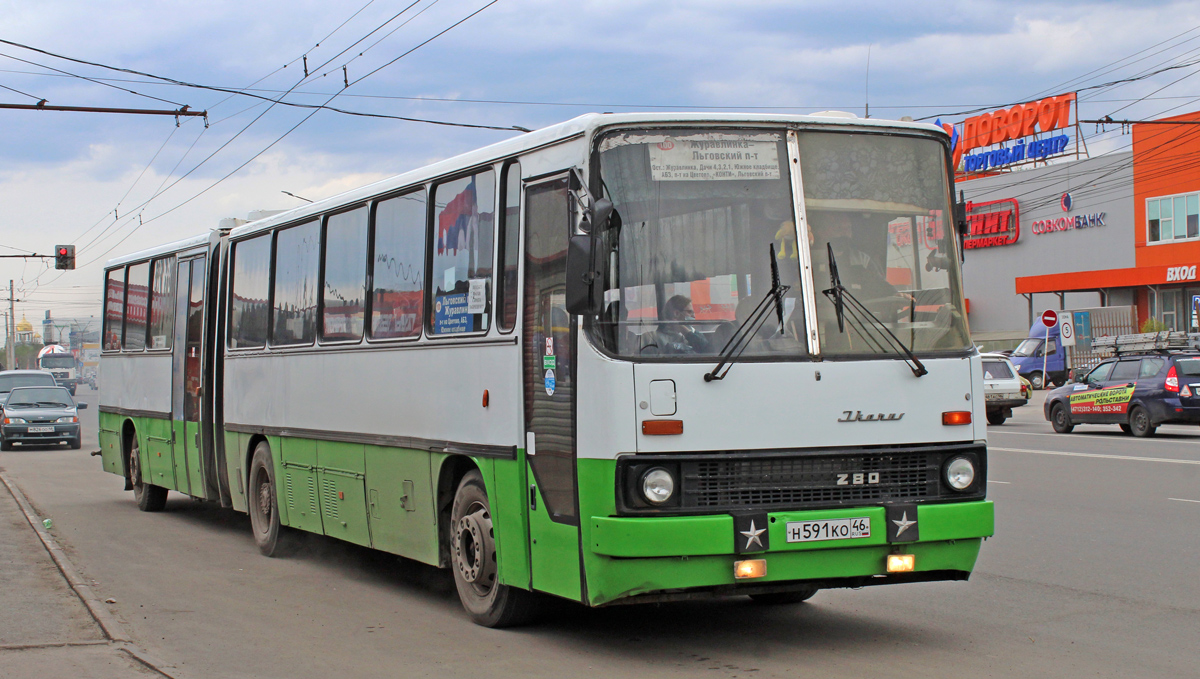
[655,295,713,355]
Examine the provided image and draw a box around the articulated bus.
[98,113,994,627]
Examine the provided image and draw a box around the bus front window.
[593,128,807,360]
[799,131,971,356]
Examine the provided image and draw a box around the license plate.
[786,517,871,543]
[986,392,1017,401]
[28,426,54,433]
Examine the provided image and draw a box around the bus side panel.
[141,416,176,490]
[222,429,248,513]
[491,453,531,589]
[315,439,370,547]
[279,436,323,534]
[98,411,124,477]
[364,444,438,565]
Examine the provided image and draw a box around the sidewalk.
[0,468,165,677]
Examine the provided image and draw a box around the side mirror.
[566,233,604,315]
[1073,372,1087,383]
[76,402,88,409]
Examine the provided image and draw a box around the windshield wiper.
[704,245,790,382]
[822,243,927,378]
[37,401,69,407]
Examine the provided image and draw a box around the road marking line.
[987,480,1011,484]
[1169,498,1200,504]
[990,430,1199,445]
[991,447,1200,465]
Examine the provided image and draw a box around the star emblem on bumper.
[740,520,766,550]
[892,511,916,537]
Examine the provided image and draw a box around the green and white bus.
[99,112,994,626]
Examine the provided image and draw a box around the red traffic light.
[58,247,68,255]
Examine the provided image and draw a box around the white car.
[981,353,1027,425]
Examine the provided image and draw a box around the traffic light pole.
[7,280,14,370]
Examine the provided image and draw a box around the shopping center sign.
[963,198,1020,249]
[941,93,1077,173]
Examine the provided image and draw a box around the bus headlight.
[641,467,675,505]
[945,456,976,491]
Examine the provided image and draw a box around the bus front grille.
[686,452,938,508]
[617,443,986,514]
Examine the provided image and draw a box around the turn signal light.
[642,419,683,435]
[886,553,916,573]
[734,559,767,579]
[942,411,972,426]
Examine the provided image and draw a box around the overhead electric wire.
[0,49,190,108]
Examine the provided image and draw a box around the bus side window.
[230,234,272,349]
[149,256,176,350]
[272,220,321,346]
[371,189,427,340]
[496,161,521,332]
[104,267,125,351]
[430,169,496,335]
[124,260,150,351]
[322,207,368,342]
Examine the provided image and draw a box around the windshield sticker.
[544,369,556,396]
[1069,384,1135,414]
[434,293,471,334]
[467,278,487,314]
[649,137,780,181]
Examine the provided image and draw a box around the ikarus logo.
[838,410,905,422]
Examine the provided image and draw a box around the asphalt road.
[1,387,1198,678]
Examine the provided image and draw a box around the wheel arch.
[435,455,481,569]
[243,433,270,504]
[120,418,139,484]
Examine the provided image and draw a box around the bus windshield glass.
[800,131,970,356]
[592,128,808,360]
[40,355,75,368]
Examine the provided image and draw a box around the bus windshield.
[40,355,75,368]
[590,126,970,361]
[800,131,970,356]
[592,128,808,359]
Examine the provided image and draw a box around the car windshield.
[7,387,73,408]
[982,359,1014,379]
[589,127,970,361]
[1011,339,1042,357]
[0,374,57,393]
[40,355,74,368]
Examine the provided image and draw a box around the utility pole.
[7,280,14,370]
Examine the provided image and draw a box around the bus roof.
[109,112,946,263]
[104,231,215,269]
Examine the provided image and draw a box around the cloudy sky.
[2,0,1200,327]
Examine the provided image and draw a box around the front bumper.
[584,500,994,605]
[2,423,81,444]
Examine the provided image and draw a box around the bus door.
[522,175,583,601]
[171,256,208,498]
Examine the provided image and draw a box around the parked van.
[1009,321,1066,390]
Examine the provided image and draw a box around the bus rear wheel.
[130,436,167,512]
[749,586,818,605]
[248,441,292,557]
[450,470,537,627]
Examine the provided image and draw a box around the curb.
[0,468,177,677]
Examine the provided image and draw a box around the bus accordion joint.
[942,411,972,426]
[642,419,683,435]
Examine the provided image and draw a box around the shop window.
[1189,195,1199,238]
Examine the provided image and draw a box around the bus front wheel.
[248,441,292,557]
[130,436,167,512]
[450,470,537,627]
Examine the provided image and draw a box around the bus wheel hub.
[455,510,492,585]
